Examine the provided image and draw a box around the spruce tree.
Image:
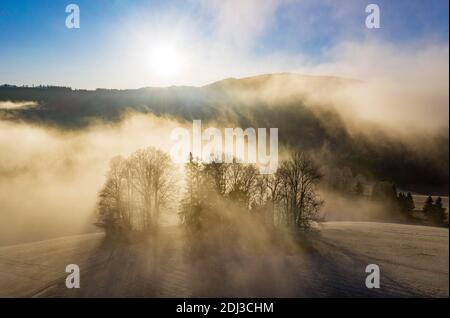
[433,197,447,226]
[405,192,415,213]
[422,196,434,214]
[179,152,202,230]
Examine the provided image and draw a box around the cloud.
[196,0,283,52]
[307,40,449,133]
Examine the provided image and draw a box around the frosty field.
[0,221,447,298]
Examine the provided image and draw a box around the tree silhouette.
[405,192,415,212]
[96,147,176,237]
[371,181,399,211]
[179,153,204,231]
[396,192,414,220]
[276,151,323,229]
[431,197,447,226]
[422,196,434,214]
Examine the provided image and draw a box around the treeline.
[0,84,72,90]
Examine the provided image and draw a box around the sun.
[149,44,184,78]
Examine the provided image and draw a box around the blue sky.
[0,0,448,88]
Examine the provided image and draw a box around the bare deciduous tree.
[276,151,323,229]
[96,147,176,237]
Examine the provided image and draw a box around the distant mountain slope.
[0,73,361,127]
[0,73,448,194]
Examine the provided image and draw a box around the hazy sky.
[0,0,448,88]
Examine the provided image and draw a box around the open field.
[0,222,447,298]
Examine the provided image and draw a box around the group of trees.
[371,182,416,216]
[422,196,447,226]
[322,166,366,197]
[370,181,447,226]
[371,182,400,206]
[96,147,176,237]
[179,151,323,233]
[96,147,324,242]
[96,146,447,241]
[398,192,415,215]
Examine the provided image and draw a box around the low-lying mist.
[0,70,448,245]
[0,114,185,245]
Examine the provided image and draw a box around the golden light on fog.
[149,43,184,78]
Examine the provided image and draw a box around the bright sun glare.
[149,44,184,78]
